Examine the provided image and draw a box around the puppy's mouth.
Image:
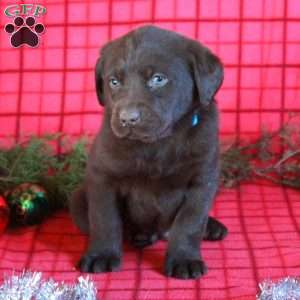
[110,106,173,143]
[111,121,172,143]
[130,127,172,143]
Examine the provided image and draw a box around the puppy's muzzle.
[119,107,141,127]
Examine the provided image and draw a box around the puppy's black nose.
[119,108,141,127]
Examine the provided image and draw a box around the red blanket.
[0,0,300,299]
[1,184,299,300]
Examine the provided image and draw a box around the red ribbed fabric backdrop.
[0,1,300,299]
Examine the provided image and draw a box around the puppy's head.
[95,26,223,143]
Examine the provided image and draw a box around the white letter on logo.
[21,4,33,15]
[34,5,47,17]
[4,5,20,17]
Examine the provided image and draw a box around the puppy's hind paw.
[78,253,121,273]
[203,216,228,241]
[129,232,158,248]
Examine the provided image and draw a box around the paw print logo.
[4,16,45,48]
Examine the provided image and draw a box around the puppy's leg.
[69,185,89,234]
[165,185,216,279]
[78,179,122,273]
[203,216,228,241]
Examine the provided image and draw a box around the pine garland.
[0,135,88,210]
[220,118,300,188]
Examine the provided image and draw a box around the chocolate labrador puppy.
[69,25,228,279]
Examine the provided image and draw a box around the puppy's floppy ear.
[95,56,105,106]
[188,40,224,106]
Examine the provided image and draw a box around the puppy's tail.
[68,185,89,234]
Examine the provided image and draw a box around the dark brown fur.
[69,25,228,279]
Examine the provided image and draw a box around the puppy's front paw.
[78,253,121,273]
[164,256,207,279]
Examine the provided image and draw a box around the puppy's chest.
[131,146,199,177]
[115,146,200,227]
[119,173,189,228]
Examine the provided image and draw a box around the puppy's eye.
[148,73,168,88]
[109,77,120,88]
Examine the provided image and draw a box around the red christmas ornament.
[0,195,9,234]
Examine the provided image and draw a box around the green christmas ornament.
[5,183,50,226]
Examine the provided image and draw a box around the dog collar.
[191,113,200,127]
